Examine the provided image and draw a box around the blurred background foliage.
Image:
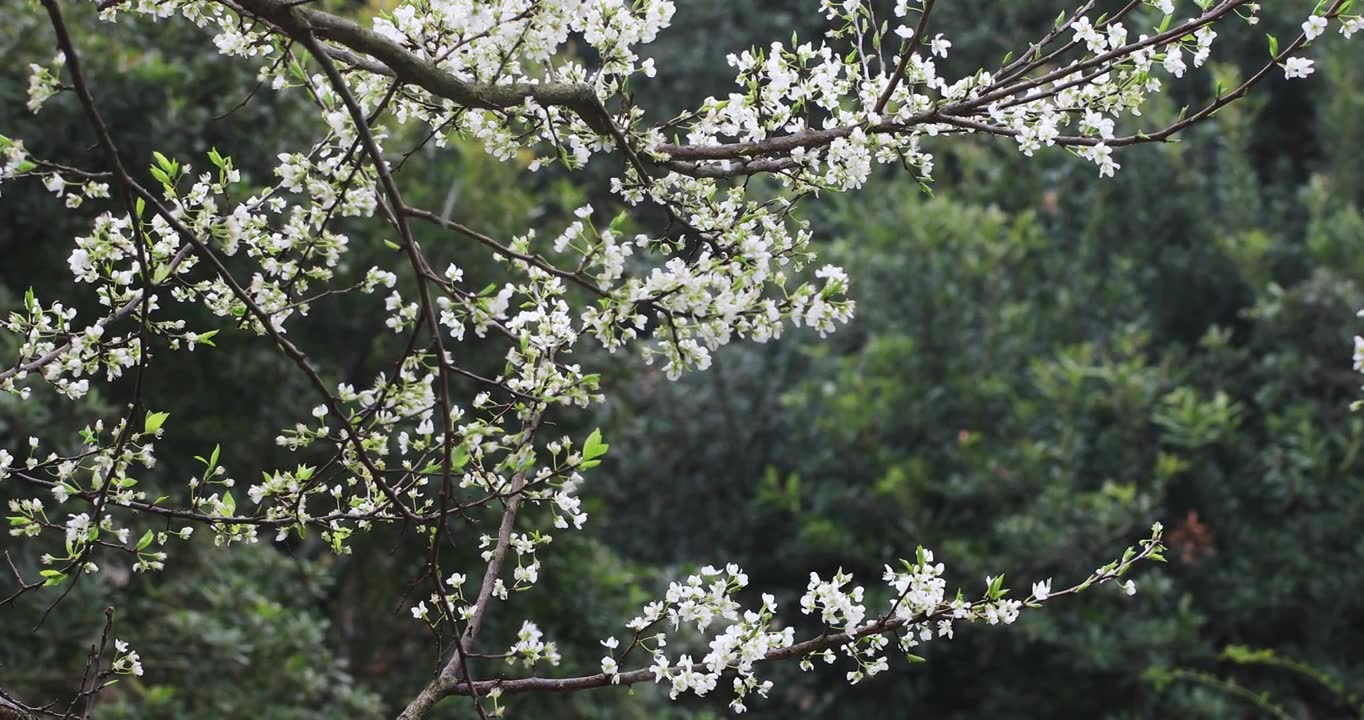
[3,1,1364,718]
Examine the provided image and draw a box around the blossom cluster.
[587,526,1164,712]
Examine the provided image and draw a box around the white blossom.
[1283,56,1315,79]
[1302,15,1328,41]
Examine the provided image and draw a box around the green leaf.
[24,287,35,311]
[582,428,609,462]
[209,443,221,469]
[221,491,236,516]
[136,529,154,551]
[906,654,927,663]
[383,239,402,251]
[197,329,219,347]
[1267,34,1279,57]
[40,569,68,586]
[144,411,170,434]
[135,197,146,218]
[988,573,1006,599]
[152,151,173,173]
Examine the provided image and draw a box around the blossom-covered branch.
[2,0,1359,717]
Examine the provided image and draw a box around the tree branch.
[229,0,616,135]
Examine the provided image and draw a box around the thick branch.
[218,0,1277,183]
[397,469,529,720]
[0,690,33,720]
[228,0,616,134]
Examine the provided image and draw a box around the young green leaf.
[144,411,171,434]
[221,491,236,516]
[40,569,68,586]
[582,428,609,462]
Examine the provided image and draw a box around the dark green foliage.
[598,9,1364,718]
